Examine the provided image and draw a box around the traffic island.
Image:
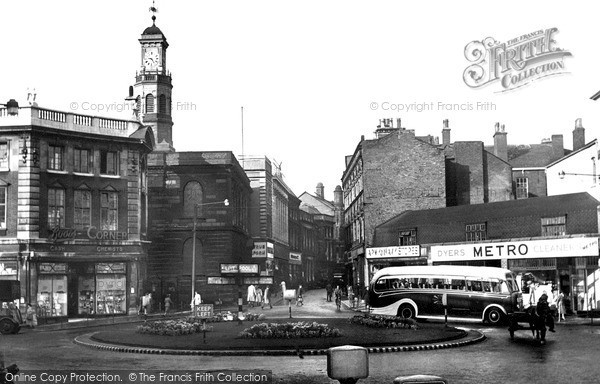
[76,316,485,355]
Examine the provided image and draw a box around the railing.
[38,109,66,123]
[0,106,140,137]
[98,117,128,130]
[135,73,171,83]
[73,114,92,126]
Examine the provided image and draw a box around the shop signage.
[39,263,68,274]
[431,237,599,262]
[95,263,126,274]
[220,263,260,275]
[48,226,129,243]
[366,245,420,259]
[207,276,237,285]
[289,252,302,264]
[243,277,274,285]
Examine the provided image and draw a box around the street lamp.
[191,199,229,316]
[558,171,599,180]
[0,99,19,116]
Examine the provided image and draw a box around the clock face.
[143,48,159,69]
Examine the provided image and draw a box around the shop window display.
[95,274,126,315]
[37,276,67,317]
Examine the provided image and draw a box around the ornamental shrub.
[239,321,341,339]
[349,314,418,330]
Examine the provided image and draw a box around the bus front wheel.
[397,304,416,319]
[484,307,504,325]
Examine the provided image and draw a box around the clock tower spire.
[126,2,174,152]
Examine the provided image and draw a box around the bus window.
[482,280,492,292]
[432,278,445,289]
[374,278,390,292]
[450,279,466,290]
[391,278,403,289]
[489,279,501,293]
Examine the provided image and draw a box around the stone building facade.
[0,104,153,322]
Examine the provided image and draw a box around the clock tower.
[127,12,174,152]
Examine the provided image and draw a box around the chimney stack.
[493,122,508,162]
[573,118,585,151]
[551,134,564,161]
[442,119,451,145]
[316,183,324,198]
[334,185,343,207]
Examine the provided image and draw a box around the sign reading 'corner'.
[431,237,598,262]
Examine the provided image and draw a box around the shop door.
[67,274,78,317]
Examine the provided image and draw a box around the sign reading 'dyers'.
[431,237,599,262]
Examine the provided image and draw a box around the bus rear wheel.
[484,307,505,325]
[397,304,416,319]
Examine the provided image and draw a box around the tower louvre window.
[159,94,167,114]
[145,94,155,113]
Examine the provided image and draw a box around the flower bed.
[350,314,419,329]
[137,319,213,336]
[137,312,266,336]
[239,321,341,339]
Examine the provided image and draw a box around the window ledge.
[47,169,68,175]
[99,174,121,178]
[73,172,94,177]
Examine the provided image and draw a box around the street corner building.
[0,101,154,324]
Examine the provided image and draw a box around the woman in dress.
[557,290,566,321]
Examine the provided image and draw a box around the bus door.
[466,278,488,317]
[446,278,471,317]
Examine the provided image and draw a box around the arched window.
[168,97,171,115]
[145,94,155,113]
[183,181,203,217]
[159,94,167,114]
[182,237,202,276]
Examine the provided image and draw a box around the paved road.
[3,289,599,383]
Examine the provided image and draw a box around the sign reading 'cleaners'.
[431,237,599,262]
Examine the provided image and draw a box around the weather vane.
[149,0,158,24]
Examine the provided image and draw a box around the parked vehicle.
[0,281,22,335]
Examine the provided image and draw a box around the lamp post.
[0,99,19,116]
[191,199,229,316]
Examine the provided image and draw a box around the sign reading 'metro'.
[431,237,599,262]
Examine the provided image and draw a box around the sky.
[2,1,600,201]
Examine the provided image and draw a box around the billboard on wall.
[430,237,599,262]
[252,242,274,258]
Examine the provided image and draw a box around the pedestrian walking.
[140,293,152,315]
[164,294,173,316]
[262,286,273,309]
[255,286,263,308]
[247,284,256,307]
[334,286,342,310]
[25,303,37,328]
[296,285,304,306]
[326,283,333,302]
[557,290,566,321]
[191,291,202,315]
[537,293,555,332]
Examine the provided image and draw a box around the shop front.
[429,236,600,314]
[24,242,145,323]
[365,245,425,284]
